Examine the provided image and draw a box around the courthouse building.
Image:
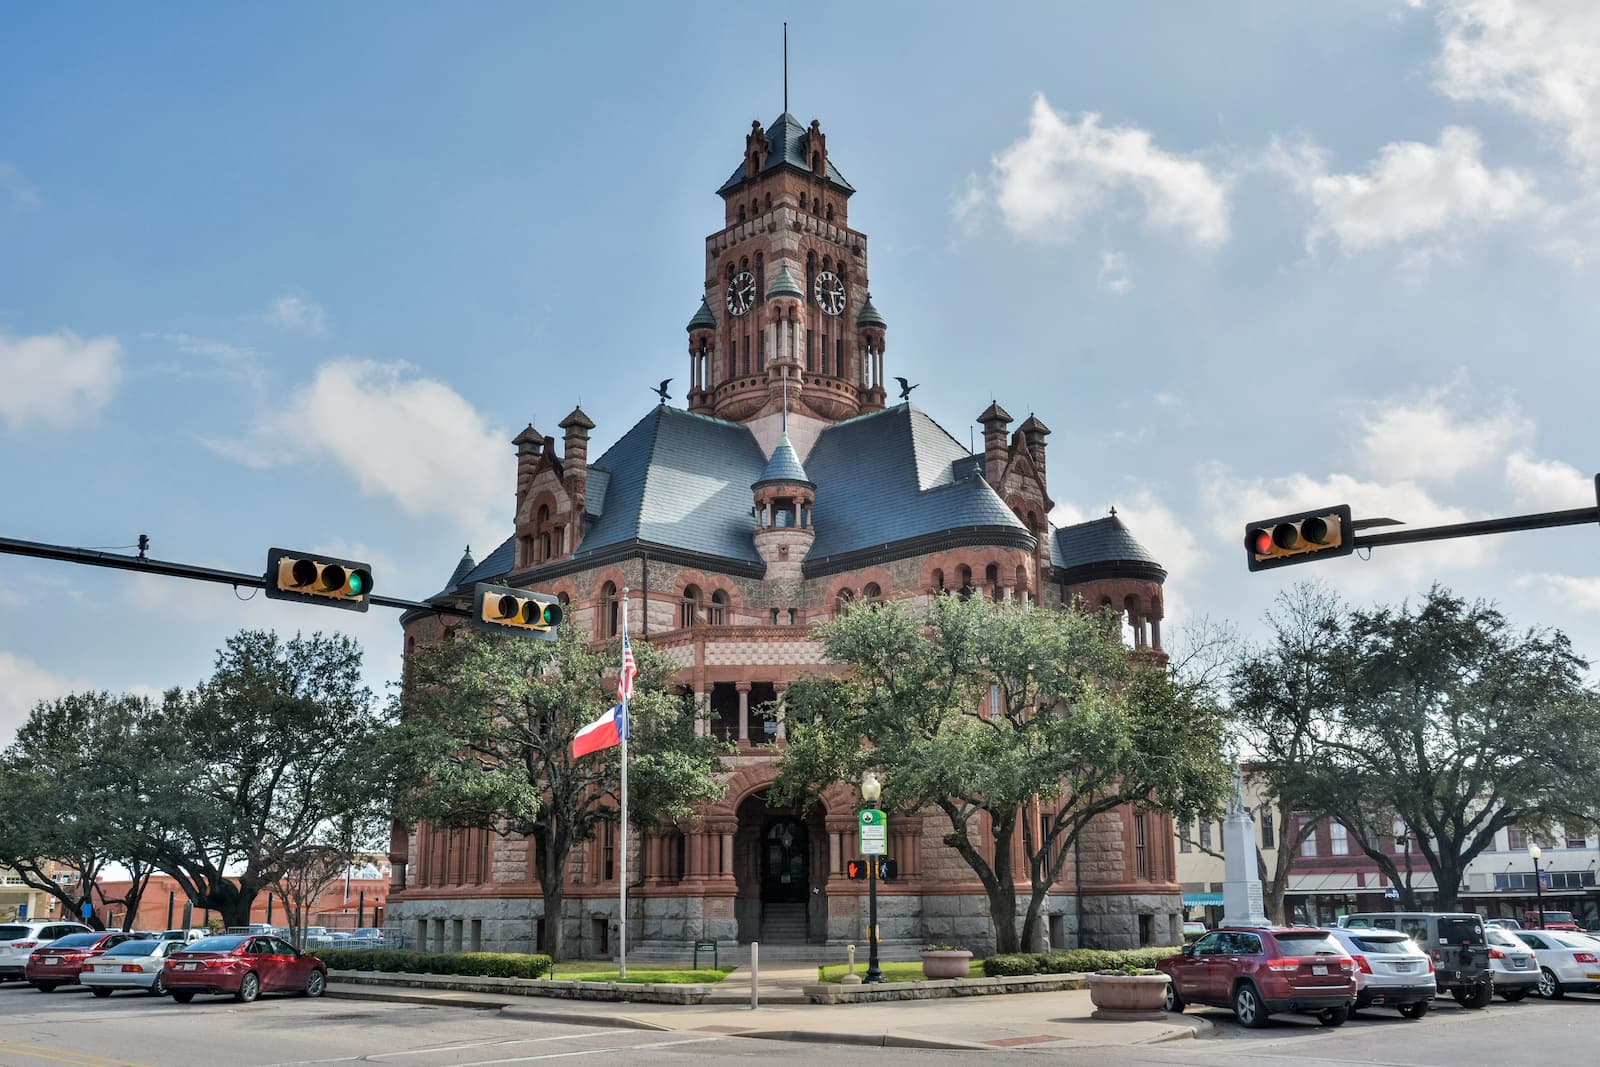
[387,107,1180,957]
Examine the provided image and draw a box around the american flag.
[617,631,636,702]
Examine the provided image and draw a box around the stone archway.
[733,790,829,943]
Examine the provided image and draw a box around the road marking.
[260,1030,636,1067]
[0,1041,157,1067]
[446,1036,722,1066]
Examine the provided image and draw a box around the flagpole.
[619,586,629,981]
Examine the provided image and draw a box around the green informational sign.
[859,808,887,856]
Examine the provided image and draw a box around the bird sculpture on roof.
[652,378,672,404]
[895,376,918,401]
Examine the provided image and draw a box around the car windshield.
[1540,912,1576,925]
[1275,933,1345,956]
[182,935,248,953]
[1487,928,1524,948]
[1438,917,1484,943]
[47,933,103,949]
[0,925,32,940]
[1351,935,1415,954]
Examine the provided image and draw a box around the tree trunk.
[543,884,566,962]
[539,827,573,962]
[985,819,1020,954]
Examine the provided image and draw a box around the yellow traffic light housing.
[472,582,562,640]
[1245,505,1355,571]
[264,548,373,612]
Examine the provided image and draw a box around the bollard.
[841,943,862,985]
[750,941,760,1010]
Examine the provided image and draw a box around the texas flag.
[572,704,629,759]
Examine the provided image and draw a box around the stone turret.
[751,434,815,582]
[1018,414,1051,490]
[559,407,595,515]
[687,297,717,415]
[978,401,1012,492]
[513,423,544,521]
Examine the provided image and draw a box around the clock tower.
[685,113,889,459]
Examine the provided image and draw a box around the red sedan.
[25,931,152,992]
[162,934,328,1003]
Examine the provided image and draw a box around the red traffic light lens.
[1250,529,1274,555]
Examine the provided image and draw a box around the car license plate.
[43,956,58,965]
[1513,959,1526,968]
[1394,963,1414,972]
[96,964,115,972]
[1313,965,1328,975]
[178,962,196,970]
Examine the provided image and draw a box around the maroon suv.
[1159,926,1357,1028]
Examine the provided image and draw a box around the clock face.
[814,270,845,316]
[727,271,756,317]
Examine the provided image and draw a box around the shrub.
[310,947,553,979]
[981,946,1181,978]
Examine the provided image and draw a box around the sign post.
[859,808,886,983]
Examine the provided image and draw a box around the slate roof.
[429,402,1037,596]
[753,434,812,489]
[718,113,855,196]
[449,534,517,591]
[686,297,716,332]
[1051,515,1167,581]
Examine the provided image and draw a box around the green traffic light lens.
[347,572,365,595]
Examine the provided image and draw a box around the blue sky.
[4,1,1600,743]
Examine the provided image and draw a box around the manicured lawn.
[544,961,733,984]
[817,960,977,983]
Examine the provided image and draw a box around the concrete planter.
[919,950,973,980]
[1087,971,1169,1021]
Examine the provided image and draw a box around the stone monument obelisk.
[1220,766,1269,927]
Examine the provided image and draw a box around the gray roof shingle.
[754,434,812,489]
[718,113,855,196]
[1051,515,1166,579]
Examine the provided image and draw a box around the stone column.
[693,689,707,737]
[721,831,735,878]
[737,683,751,744]
[774,683,787,742]
[1150,617,1162,650]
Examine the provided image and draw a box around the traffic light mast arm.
[0,535,470,617]
[1351,503,1599,551]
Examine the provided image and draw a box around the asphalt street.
[0,981,1596,1066]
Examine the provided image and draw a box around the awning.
[1183,893,1224,907]
[1285,871,1438,895]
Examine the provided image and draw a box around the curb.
[328,988,520,1012]
[740,1029,996,1051]
[328,988,674,1032]
[497,1005,674,1032]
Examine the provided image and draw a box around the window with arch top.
[599,582,619,637]
[835,588,855,617]
[708,589,729,625]
[861,582,882,605]
[680,585,702,629]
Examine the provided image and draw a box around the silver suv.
[0,920,92,981]
[1324,926,1435,1017]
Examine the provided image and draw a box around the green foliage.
[310,948,553,978]
[982,947,1181,977]
[773,596,1232,953]
[817,961,946,983]
[395,624,728,961]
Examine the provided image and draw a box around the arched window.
[600,582,619,637]
[800,193,808,211]
[518,535,534,568]
[835,588,855,617]
[765,192,772,209]
[738,205,746,223]
[537,505,552,562]
[957,565,973,599]
[861,582,882,605]
[680,585,702,629]
[708,589,729,625]
[931,568,945,592]
[985,563,1000,600]
[826,203,834,220]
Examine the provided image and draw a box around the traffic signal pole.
[1350,503,1599,551]
[0,535,469,617]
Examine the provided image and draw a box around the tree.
[273,843,352,947]
[397,624,728,962]
[0,692,165,929]
[1229,584,1348,922]
[1317,586,1600,910]
[772,595,1233,954]
[151,630,405,929]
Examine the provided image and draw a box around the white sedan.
[79,938,187,997]
[1513,929,1600,998]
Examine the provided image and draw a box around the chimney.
[977,402,1012,491]
[559,406,596,513]
[512,423,544,520]
[1018,414,1051,490]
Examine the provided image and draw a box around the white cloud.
[1279,126,1539,254]
[986,94,1230,246]
[1505,451,1593,509]
[0,328,124,431]
[1434,1,1600,176]
[254,294,327,335]
[207,359,508,536]
[0,651,91,748]
[1516,572,1600,612]
[1098,249,1132,293]
[146,332,266,392]
[1354,386,1533,483]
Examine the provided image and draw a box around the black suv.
[1341,912,1491,1007]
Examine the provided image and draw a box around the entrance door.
[762,818,809,903]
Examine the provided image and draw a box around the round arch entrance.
[733,790,829,944]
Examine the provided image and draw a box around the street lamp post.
[1530,845,1545,929]
[861,772,883,985]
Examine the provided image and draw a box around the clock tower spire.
[688,112,888,458]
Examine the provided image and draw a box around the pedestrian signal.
[264,548,373,612]
[878,858,898,882]
[1244,505,1354,572]
[846,860,869,881]
[472,582,562,639]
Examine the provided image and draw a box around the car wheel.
[1318,1007,1349,1027]
[1469,982,1492,1008]
[1397,1000,1430,1019]
[1538,967,1563,999]
[1450,986,1470,1005]
[1499,987,1528,1002]
[304,969,326,998]
[235,971,260,1004]
[171,991,195,1004]
[149,975,165,997]
[1163,982,1183,1012]
[90,988,113,999]
[1233,983,1268,1028]
[34,982,57,993]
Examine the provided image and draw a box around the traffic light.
[1244,505,1355,572]
[846,860,869,881]
[264,548,373,612]
[472,582,562,640]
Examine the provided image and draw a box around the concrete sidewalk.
[327,975,1210,1051]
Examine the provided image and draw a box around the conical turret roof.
[856,293,886,329]
[687,297,716,332]
[753,434,814,490]
[766,263,804,301]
